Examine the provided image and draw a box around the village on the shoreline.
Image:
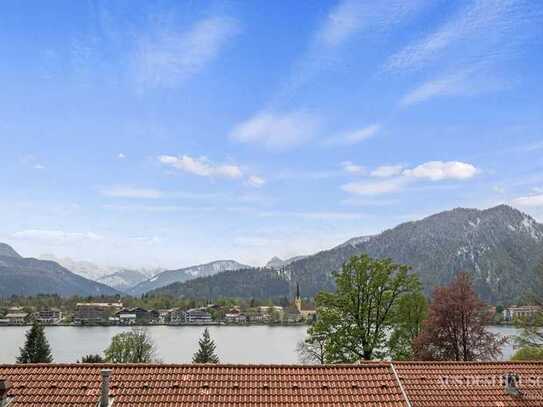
[0,287,318,327]
[2,298,541,328]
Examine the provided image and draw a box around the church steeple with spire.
[295,282,302,313]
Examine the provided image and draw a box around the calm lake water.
[0,325,520,364]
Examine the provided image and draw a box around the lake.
[0,325,521,364]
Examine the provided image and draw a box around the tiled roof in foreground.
[2,361,543,406]
[395,361,543,407]
[0,363,406,407]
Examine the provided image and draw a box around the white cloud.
[370,165,403,178]
[13,230,103,243]
[324,124,381,146]
[118,153,126,159]
[342,160,478,196]
[247,175,266,188]
[402,161,478,181]
[158,155,243,179]
[230,111,320,151]
[341,161,366,174]
[512,194,543,208]
[99,185,163,199]
[342,177,408,196]
[134,16,239,89]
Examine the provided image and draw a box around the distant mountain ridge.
[0,244,121,297]
[151,205,543,304]
[39,254,160,285]
[0,243,21,258]
[97,269,151,292]
[129,260,250,295]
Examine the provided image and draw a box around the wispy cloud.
[13,229,103,243]
[229,111,320,151]
[370,165,404,178]
[99,185,163,199]
[103,204,216,213]
[259,210,366,221]
[317,0,426,49]
[400,68,510,106]
[324,124,381,146]
[512,194,543,208]
[20,154,46,170]
[341,161,366,175]
[159,155,243,179]
[247,175,266,188]
[342,177,409,196]
[278,0,427,100]
[133,16,239,90]
[386,0,532,72]
[515,141,543,153]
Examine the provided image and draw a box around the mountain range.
[151,205,543,305]
[2,205,543,304]
[128,260,250,296]
[39,254,160,290]
[0,246,120,297]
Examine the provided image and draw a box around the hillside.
[0,244,121,297]
[129,260,249,295]
[289,205,543,304]
[265,255,308,269]
[150,268,289,300]
[151,205,543,304]
[0,243,21,258]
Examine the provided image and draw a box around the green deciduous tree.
[388,291,428,360]
[104,328,156,363]
[192,328,219,363]
[17,321,53,363]
[306,254,422,362]
[511,346,543,360]
[514,259,543,350]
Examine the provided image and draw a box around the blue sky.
[1,0,542,268]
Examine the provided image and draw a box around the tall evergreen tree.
[192,328,219,363]
[17,321,53,363]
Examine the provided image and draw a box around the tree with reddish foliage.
[413,272,506,361]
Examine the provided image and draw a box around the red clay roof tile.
[394,361,543,407]
[3,362,543,406]
[0,363,407,407]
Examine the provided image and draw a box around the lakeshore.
[0,324,521,364]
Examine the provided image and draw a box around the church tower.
[295,282,302,313]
